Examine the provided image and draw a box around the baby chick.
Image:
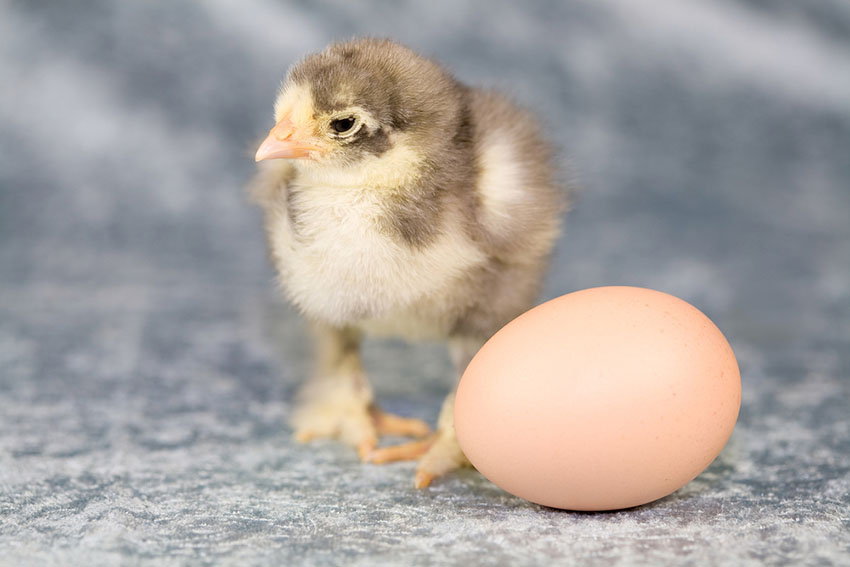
[251,38,565,488]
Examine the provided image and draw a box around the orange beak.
[254,118,322,161]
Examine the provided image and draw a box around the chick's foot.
[414,427,471,488]
[365,429,469,488]
[292,395,378,459]
[366,392,471,488]
[291,380,432,459]
[415,392,472,487]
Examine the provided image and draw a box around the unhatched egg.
[454,286,741,511]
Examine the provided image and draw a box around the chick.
[251,38,565,488]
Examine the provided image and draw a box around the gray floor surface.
[1,1,849,565]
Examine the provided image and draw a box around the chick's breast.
[265,167,488,330]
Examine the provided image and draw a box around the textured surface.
[1,1,849,565]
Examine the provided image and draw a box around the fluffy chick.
[251,38,565,488]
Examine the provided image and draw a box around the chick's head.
[256,38,464,171]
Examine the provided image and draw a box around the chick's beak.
[254,118,322,161]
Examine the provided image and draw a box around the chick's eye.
[330,117,356,134]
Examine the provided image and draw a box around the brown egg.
[454,286,741,511]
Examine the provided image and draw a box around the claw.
[294,430,315,443]
[357,439,377,461]
[414,471,434,489]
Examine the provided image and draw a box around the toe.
[291,397,378,456]
[371,409,432,438]
[365,436,436,464]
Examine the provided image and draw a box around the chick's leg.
[291,323,430,459]
[290,323,375,457]
[413,336,485,487]
[367,336,483,487]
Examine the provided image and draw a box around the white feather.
[476,136,528,228]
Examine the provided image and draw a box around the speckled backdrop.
[1,1,848,565]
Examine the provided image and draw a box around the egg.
[454,286,741,511]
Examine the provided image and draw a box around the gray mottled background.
[1,0,849,565]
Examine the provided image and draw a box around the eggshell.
[454,286,741,511]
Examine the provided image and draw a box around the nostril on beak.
[271,120,296,141]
